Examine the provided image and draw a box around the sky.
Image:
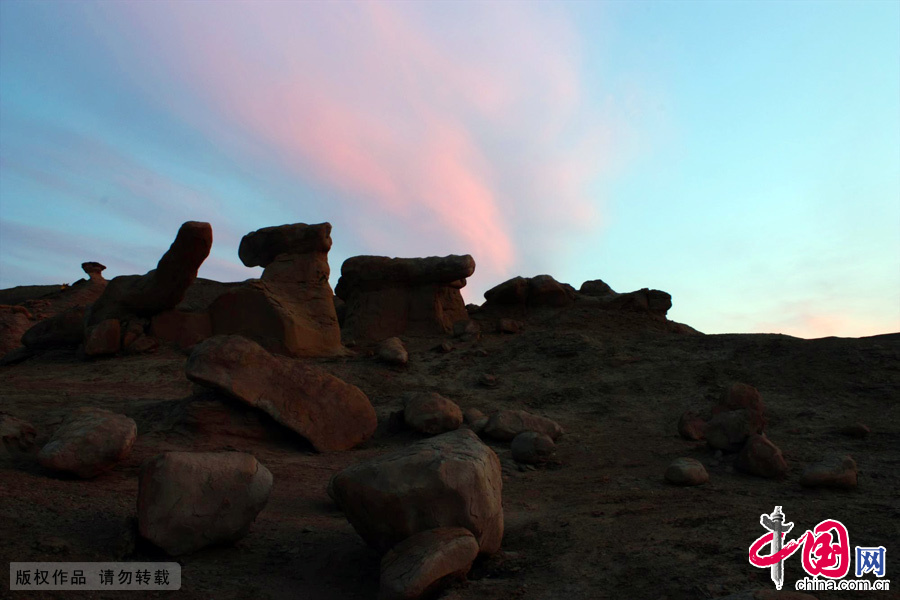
[0,0,897,339]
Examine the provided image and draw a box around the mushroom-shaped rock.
[137,451,272,555]
[335,255,475,342]
[186,335,376,451]
[238,222,333,267]
[210,223,343,357]
[665,457,709,486]
[330,428,503,555]
[404,392,463,435]
[81,262,106,280]
[483,410,563,442]
[379,528,479,600]
[88,221,212,325]
[801,455,858,489]
[37,408,137,478]
[735,434,788,479]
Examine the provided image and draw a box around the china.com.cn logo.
[748,506,890,592]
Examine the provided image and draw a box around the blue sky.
[1,0,897,337]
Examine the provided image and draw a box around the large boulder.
[335,255,475,342]
[186,335,376,451]
[87,221,212,326]
[379,528,479,600]
[209,223,343,357]
[330,428,503,555]
[37,408,137,478]
[137,451,272,555]
[21,306,86,350]
[597,288,672,316]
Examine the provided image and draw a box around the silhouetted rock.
[665,457,709,486]
[579,279,616,297]
[335,255,475,342]
[37,408,137,478]
[404,392,462,435]
[598,288,672,316]
[87,221,212,325]
[483,410,563,441]
[186,335,376,451]
[138,451,272,555]
[81,262,106,279]
[801,455,857,489]
[330,428,503,555]
[735,434,787,479]
[483,275,575,308]
[210,222,343,357]
[379,527,479,600]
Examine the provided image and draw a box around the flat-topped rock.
[337,255,475,290]
[238,222,333,268]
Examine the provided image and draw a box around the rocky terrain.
[1,221,898,600]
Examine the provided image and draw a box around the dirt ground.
[2,303,898,600]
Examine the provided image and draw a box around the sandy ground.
[2,304,898,600]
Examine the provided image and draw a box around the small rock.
[735,434,787,479]
[452,319,481,340]
[678,411,706,440]
[124,334,160,355]
[138,451,273,555]
[379,528,479,600]
[378,337,409,366]
[483,410,563,441]
[0,413,37,457]
[497,319,523,334]
[471,417,489,435]
[479,373,498,388]
[838,423,870,438]
[801,455,858,489]
[435,341,454,353]
[37,408,137,478]
[84,318,121,356]
[510,432,555,464]
[463,408,484,425]
[404,392,463,435]
[665,457,709,486]
[705,409,764,452]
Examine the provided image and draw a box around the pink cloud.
[749,301,899,339]
[100,1,629,290]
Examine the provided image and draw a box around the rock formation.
[209,222,343,357]
[330,428,503,555]
[137,451,272,555]
[186,335,377,451]
[335,254,475,342]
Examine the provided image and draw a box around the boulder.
[483,410,563,442]
[37,408,137,478]
[84,318,121,356]
[150,309,212,349]
[330,428,503,555]
[21,306,86,350]
[735,434,788,479]
[0,305,32,355]
[665,457,709,486]
[335,255,475,342]
[378,337,409,366]
[497,318,523,334]
[379,527,479,600]
[404,393,463,435]
[483,275,575,308]
[186,335,376,451]
[137,451,272,555]
[87,221,212,325]
[510,432,555,464]
[714,382,765,415]
[598,288,672,316]
[579,279,616,297]
[705,409,764,452]
[800,455,858,489]
[678,411,707,441]
[210,223,343,357]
